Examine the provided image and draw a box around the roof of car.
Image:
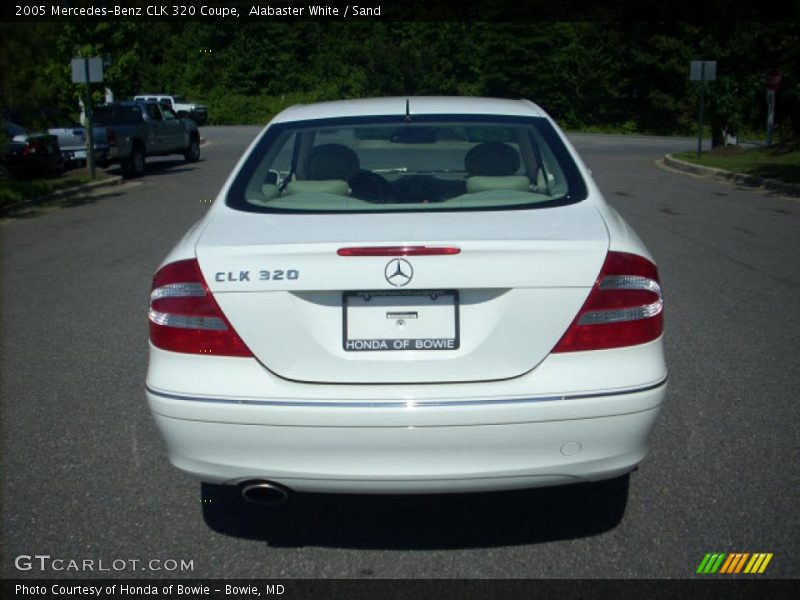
[272,97,547,124]
[97,100,157,107]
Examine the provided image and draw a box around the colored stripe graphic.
[743,553,773,574]
[696,554,713,573]
[720,553,750,573]
[719,554,736,573]
[697,553,727,574]
[699,553,774,574]
[759,554,773,573]
[745,555,761,573]
[711,554,726,573]
[735,553,751,573]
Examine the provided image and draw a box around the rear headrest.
[305,144,360,181]
[285,180,350,196]
[464,142,521,176]
[466,176,530,194]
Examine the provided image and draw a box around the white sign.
[71,57,103,83]
[690,60,717,81]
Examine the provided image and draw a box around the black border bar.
[3,0,799,22]
[3,579,799,600]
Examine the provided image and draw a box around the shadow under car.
[201,475,630,549]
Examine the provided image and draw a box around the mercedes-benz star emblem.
[385,258,413,287]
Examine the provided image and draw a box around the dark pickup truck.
[92,100,200,176]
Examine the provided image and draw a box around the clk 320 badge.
[214,269,299,282]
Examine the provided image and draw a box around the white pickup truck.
[133,94,208,125]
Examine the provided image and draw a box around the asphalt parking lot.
[1,127,798,579]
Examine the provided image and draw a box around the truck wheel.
[184,136,200,163]
[123,145,146,178]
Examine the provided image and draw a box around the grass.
[0,169,111,215]
[673,142,800,184]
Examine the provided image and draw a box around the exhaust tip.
[240,481,290,506]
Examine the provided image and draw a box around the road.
[1,128,798,579]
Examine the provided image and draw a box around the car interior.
[245,123,566,210]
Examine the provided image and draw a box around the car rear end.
[93,103,143,164]
[47,124,109,167]
[48,123,86,164]
[2,123,62,176]
[146,98,666,495]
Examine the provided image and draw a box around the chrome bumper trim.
[146,377,667,408]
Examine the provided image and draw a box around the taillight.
[553,251,663,352]
[149,259,252,357]
[107,128,117,147]
[22,140,42,156]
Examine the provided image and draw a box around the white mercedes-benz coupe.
[146,97,666,505]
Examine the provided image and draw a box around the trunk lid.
[196,204,608,383]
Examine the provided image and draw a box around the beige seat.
[284,143,360,197]
[466,175,531,193]
[464,142,530,193]
[285,180,350,196]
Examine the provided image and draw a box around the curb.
[664,154,800,197]
[6,175,124,213]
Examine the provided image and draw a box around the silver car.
[42,110,108,167]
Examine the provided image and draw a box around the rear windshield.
[93,105,144,126]
[44,111,80,128]
[227,115,587,213]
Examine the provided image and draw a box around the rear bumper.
[62,147,109,163]
[147,380,665,493]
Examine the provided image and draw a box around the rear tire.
[123,144,146,178]
[184,135,200,163]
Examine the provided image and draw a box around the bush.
[193,91,327,125]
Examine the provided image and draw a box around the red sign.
[766,73,782,91]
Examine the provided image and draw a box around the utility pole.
[697,66,705,159]
[82,59,95,179]
[766,72,782,147]
[71,57,103,180]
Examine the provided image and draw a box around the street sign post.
[70,57,104,179]
[765,72,781,146]
[690,60,717,159]
[70,57,103,84]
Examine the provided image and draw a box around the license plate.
[343,290,459,351]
